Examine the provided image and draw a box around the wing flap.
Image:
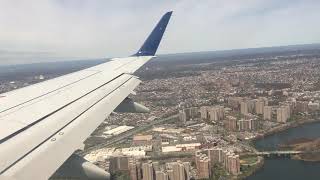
[0,70,120,141]
[0,73,135,172]
[0,56,151,142]
[0,70,100,113]
[0,11,173,180]
[1,76,141,180]
[0,56,149,114]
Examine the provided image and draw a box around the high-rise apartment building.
[142,162,154,180]
[296,101,308,113]
[255,100,265,115]
[155,171,168,180]
[129,160,142,180]
[200,106,209,120]
[209,106,225,121]
[240,101,248,115]
[222,151,240,175]
[238,119,258,131]
[207,148,223,165]
[167,170,174,180]
[195,151,211,179]
[224,116,237,131]
[109,155,130,173]
[228,97,243,110]
[277,105,291,123]
[263,106,272,120]
[166,161,190,180]
[178,110,187,125]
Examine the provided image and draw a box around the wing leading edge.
[0,11,172,180]
[134,11,172,56]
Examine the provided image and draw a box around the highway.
[80,114,179,155]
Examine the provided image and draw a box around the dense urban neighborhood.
[2,48,320,179]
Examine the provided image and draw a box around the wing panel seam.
[0,71,102,114]
[0,73,124,143]
[0,75,136,174]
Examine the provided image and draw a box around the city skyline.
[2,2,320,179]
[2,42,320,179]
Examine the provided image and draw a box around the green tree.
[210,164,228,180]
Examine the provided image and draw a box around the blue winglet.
[134,11,173,56]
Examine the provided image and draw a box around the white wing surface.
[0,11,172,180]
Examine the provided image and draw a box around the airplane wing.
[0,11,172,180]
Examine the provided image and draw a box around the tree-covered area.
[210,164,228,180]
[110,171,130,180]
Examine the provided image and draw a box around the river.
[247,121,320,180]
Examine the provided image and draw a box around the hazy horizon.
[1,42,320,66]
[1,1,320,65]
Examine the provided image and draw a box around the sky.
[1,0,320,65]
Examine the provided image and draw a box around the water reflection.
[247,122,320,180]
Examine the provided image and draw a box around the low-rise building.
[133,135,153,145]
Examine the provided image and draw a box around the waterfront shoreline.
[245,119,320,180]
[252,118,320,142]
[243,118,320,179]
[239,156,264,180]
[292,154,320,162]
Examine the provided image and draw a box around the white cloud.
[0,0,320,65]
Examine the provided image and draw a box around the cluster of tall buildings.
[109,155,131,173]
[210,148,240,175]
[195,151,211,179]
[109,155,147,180]
[140,160,190,180]
[141,161,157,180]
[200,106,225,121]
[109,155,190,180]
[262,102,293,123]
[295,101,309,113]
[240,98,268,115]
[224,115,258,132]
[308,102,320,111]
[240,100,254,115]
[178,107,199,125]
[228,97,243,110]
[229,96,320,124]
[179,96,316,133]
[263,106,272,120]
[276,105,291,123]
[222,151,240,175]
[195,148,240,179]
[178,106,226,125]
[276,100,320,123]
[228,97,268,118]
[295,101,320,113]
[129,159,142,180]
[224,116,237,131]
[211,148,240,176]
[166,161,191,180]
[228,96,299,124]
[238,118,259,131]
[207,148,223,165]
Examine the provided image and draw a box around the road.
[80,114,179,155]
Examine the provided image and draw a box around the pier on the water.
[243,150,320,158]
[255,150,302,157]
